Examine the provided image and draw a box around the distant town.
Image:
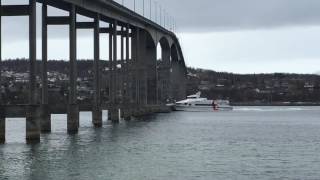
[1,59,320,106]
[1,59,110,105]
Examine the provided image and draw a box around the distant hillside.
[2,59,320,103]
[187,67,320,103]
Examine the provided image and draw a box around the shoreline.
[231,102,320,106]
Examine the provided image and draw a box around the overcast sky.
[2,0,320,74]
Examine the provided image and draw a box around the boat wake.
[234,107,314,112]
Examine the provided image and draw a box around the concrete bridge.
[0,0,187,143]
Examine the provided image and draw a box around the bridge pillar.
[92,14,102,127]
[41,1,51,132]
[132,27,139,106]
[130,27,150,116]
[109,108,120,122]
[122,25,132,120]
[109,24,113,107]
[0,106,5,144]
[179,62,187,99]
[158,41,171,104]
[130,27,139,116]
[119,26,126,119]
[67,4,79,133]
[92,106,102,127]
[26,0,40,143]
[0,0,4,144]
[109,20,120,122]
[40,104,51,132]
[139,31,148,106]
[26,105,41,142]
[144,33,157,106]
[67,104,79,133]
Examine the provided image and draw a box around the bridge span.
[0,0,187,143]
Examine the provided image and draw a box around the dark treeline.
[2,58,109,78]
[187,67,320,103]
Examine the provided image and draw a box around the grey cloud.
[157,0,320,31]
[3,0,320,36]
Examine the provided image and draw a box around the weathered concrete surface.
[0,106,5,144]
[41,104,51,132]
[109,108,120,123]
[67,104,79,133]
[92,106,102,127]
[26,105,41,143]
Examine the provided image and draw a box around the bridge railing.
[111,0,176,33]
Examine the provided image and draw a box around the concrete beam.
[1,5,30,16]
[99,27,111,34]
[46,16,70,25]
[76,22,95,29]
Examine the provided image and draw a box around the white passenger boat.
[174,92,233,112]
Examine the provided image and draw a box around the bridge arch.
[170,43,186,101]
[171,43,180,62]
[157,37,171,62]
[138,29,157,105]
[155,36,171,103]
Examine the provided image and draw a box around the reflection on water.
[1,107,320,180]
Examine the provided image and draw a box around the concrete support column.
[110,20,120,122]
[119,26,125,118]
[0,0,5,144]
[123,25,131,120]
[113,20,118,104]
[160,47,171,104]
[26,0,40,142]
[130,27,139,116]
[120,27,124,98]
[171,61,179,101]
[0,106,5,144]
[26,105,41,143]
[108,24,113,103]
[145,37,156,106]
[67,4,79,133]
[139,32,148,106]
[180,64,187,99]
[133,27,140,105]
[108,26,113,121]
[41,0,51,132]
[92,14,102,127]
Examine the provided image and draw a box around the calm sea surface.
[1,106,320,180]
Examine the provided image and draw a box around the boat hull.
[175,105,233,112]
